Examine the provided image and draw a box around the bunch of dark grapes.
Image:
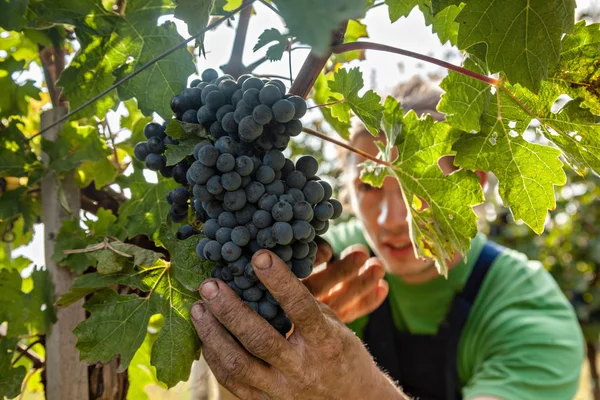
[135,68,342,334]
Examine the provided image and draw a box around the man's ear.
[474,170,488,189]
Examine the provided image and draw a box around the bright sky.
[13,0,595,268]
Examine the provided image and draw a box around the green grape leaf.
[0,58,41,119]
[0,0,28,31]
[385,99,484,276]
[0,268,56,338]
[313,71,351,139]
[455,0,575,92]
[0,338,26,399]
[438,54,491,133]
[173,0,214,49]
[272,0,368,56]
[51,0,194,120]
[43,122,109,173]
[86,208,118,237]
[165,137,203,167]
[550,21,600,115]
[430,0,461,14]
[165,120,210,140]
[52,218,96,273]
[75,289,159,371]
[453,88,567,234]
[385,0,421,22]
[91,241,163,274]
[76,156,119,189]
[0,120,39,177]
[211,0,242,14]
[328,67,383,137]
[253,28,290,62]
[0,187,37,237]
[117,179,179,240]
[158,225,213,290]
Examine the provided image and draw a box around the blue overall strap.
[445,241,505,399]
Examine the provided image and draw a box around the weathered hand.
[304,242,389,323]
[191,249,404,400]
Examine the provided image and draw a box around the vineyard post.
[40,108,90,400]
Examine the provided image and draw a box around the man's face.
[347,132,456,282]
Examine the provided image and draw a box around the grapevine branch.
[331,42,500,87]
[30,0,257,140]
[221,0,253,77]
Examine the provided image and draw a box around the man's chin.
[384,259,437,283]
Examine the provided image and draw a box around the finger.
[191,302,281,397]
[313,236,333,266]
[338,280,389,324]
[251,250,327,340]
[197,280,297,372]
[303,244,370,298]
[323,258,385,313]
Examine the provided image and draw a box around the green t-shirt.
[323,220,585,400]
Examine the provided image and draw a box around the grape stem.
[302,127,391,168]
[331,42,500,87]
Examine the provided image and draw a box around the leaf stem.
[302,127,391,167]
[307,99,345,109]
[331,42,500,87]
[29,0,257,141]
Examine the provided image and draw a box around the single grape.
[292,220,312,241]
[245,222,258,240]
[172,163,189,185]
[237,74,252,87]
[218,80,238,101]
[257,227,276,249]
[216,227,233,244]
[169,207,188,223]
[258,299,278,320]
[265,180,285,196]
[210,121,227,138]
[224,189,247,211]
[280,158,294,177]
[230,257,247,276]
[202,68,219,82]
[235,275,254,290]
[221,171,242,191]
[216,104,235,122]
[330,198,343,219]
[311,218,326,230]
[201,219,220,239]
[171,187,190,205]
[190,78,201,87]
[198,145,219,167]
[273,245,293,262]
[221,265,234,281]
[272,222,293,245]
[243,285,263,302]
[287,188,305,204]
[197,105,217,126]
[215,74,234,84]
[201,84,219,104]
[253,104,273,125]
[242,77,265,92]
[196,238,210,259]
[194,184,213,202]
[203,240,222,261]
[188,161,215,184]
[239,115,263,142]
[134,142,150,161]
[271,132,290,150]
[163,136,179,146]
[244,262,258,282]
[176,225,195,240]
[193,141,211,160]
[315,220,329,235]
[216,153,235,173]
[301,225,316,243]
[293,201,313,221]
[286,95,307,119]
[245,181,265,204]
[211,266,223,279]
[245,300,259,312]
[263,149,285,171]
[205,175,223,195]
[196,82,209,90]
[307,240,318,258]
[253,133,273,153]
[285,171,307,189]
[144,122,166,139]
[230,226,250,247]
[271,201,293,222]
[182,109,199,123]
[215,136,238,155]
[242,88,261,108]
[279,193,296,205]
[274,170,283,181]
[228,281,243,296]
[303,180,325,204]
[270,79,287,96]
[292,258,312,279]
[253,209,273,229]
[147,136,165,154]
[292,241,310,259]
[272,99,295,123]
[235,204,256,225]
[284,119,303,137]
[234,155,254,177]
[171,95,191,115]
[256,165,275,184]
[217,212,236,229]
[205,90,226,110]
[222,241,242,262]
[259,84,282,107]
[314,201,334,221]
[258,193,278,212]
[145,153,165,171]
[204,201,225,219]
[231,89,244,105]
[234,100,253,124]
[296,155,319,179]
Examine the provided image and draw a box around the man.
[190,78,585,399]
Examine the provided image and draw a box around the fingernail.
[191,303,204,320]
[200,280,219,300]
[254,251,272,270]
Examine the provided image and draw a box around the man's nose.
[376,182,408,229]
